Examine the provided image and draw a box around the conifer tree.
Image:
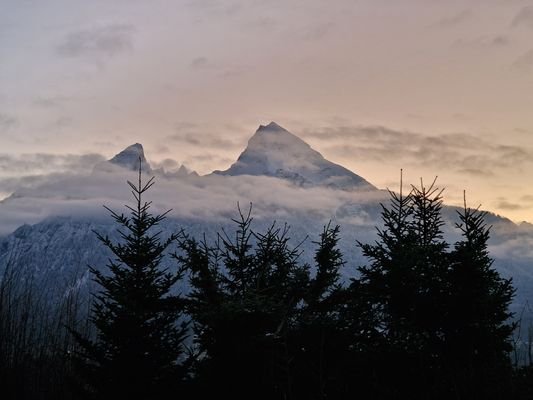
[354,177,428,396]
[71,164,189,400]
[355,176,516,398]
[357,177,449,355]
[291,223,351,399]
[177,206,310,400]
[444,197,515,398]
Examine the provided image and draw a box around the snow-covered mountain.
[89,142,199,180]
[109,143,150,171]
[1,122,533,319]
[214,122,375,190]
[94,143,152,173]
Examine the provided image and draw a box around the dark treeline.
[0,245,90,399]
[1,170,533,399]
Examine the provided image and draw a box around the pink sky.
[1,0,533,221]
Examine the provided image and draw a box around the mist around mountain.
[0,122,533,296]
[0,123,384,234]
[1,123,533,308]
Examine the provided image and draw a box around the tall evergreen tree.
[354,177,516,399]
[71,164,189,400]
[177,206,311,400]
[357,178,450,354]
[444,197,515,398]
[291,223,352,399]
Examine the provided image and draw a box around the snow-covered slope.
[0,212,372,299]
[214,122,375,190]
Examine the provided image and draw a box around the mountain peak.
[258,121,284,131]
[246,122,313,155]
[107,143,152,173]
[214,123,375,191]
[125,143,144,152]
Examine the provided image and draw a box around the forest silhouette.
[1,167,531,399]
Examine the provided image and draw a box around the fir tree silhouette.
[71,160,189,400]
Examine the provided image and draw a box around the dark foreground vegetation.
[1,169,532,399]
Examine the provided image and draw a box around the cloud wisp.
[512,6,533,29]
[167,130,240,149]
[57,24,136,59]
[432,10,473,29]
[513,49,533,72]
[0,113,18,132]
[0,153,105,177]
[301,125,533,178]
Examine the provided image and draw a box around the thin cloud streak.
[512,6,533,29]
[431,9,473,28]
[57,24,136,58]
[301,125,533,177]
[0,113,18,132]
[0,153,105,176]
[513,49,533,72]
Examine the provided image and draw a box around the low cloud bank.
[0,167,385,236]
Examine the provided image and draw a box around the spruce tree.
[291,223,351,399]
[444,197,515,398]
[357,178,449,355]
[71,164,189,400]
[355,177,516,398]
[177,206,310,400]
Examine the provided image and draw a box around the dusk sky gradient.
[2,0,533,221]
